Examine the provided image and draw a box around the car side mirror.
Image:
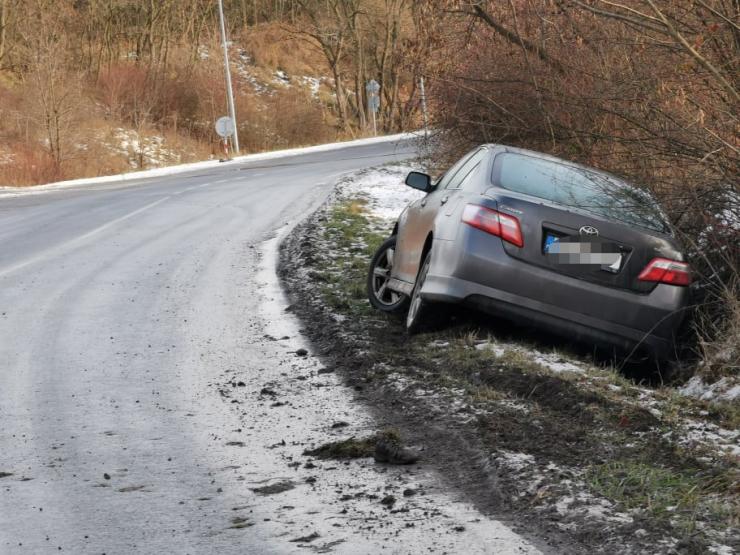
[405,171,432,193]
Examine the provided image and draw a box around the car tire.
[367,236,408,313]
[406,250,433,334]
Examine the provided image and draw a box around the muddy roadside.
[278,166,739,555]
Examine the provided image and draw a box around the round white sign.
[215,116,235,138]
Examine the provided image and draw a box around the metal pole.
[419,76,429,141]
[218,0,239,154]
[371,105,377,137]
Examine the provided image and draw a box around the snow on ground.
[0,133,420,197]
[679,375,740,402]
[235,51,269,95]
[273,69,290,86]
[476,340,586,374]
[674,419,740,458]
[493,450,536,472]
[717,188,740,230]
[492,450,637,527]
[300,76,323,98]
[337,164,426,221]
[106,128,182,169]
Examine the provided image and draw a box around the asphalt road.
[0,137,540,554]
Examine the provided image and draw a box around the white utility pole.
[419,76,429,142]
[366,79,380,137]
[218,0,239,154]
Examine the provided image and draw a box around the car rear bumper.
[422,234,689,358]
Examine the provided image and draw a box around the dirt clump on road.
[303,430,417,463]
[251,480,296,495]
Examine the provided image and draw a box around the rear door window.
[436,148,479,189]
[445,149,488,190]
[493,153,669,232]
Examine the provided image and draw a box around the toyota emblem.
[579,226,599,237]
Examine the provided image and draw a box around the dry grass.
[697,289,740,381]
[239,23,327,78]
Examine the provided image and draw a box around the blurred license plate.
[544,233,624,272]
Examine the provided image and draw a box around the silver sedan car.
[367,145,691,360]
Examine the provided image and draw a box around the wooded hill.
[0,0,426,184]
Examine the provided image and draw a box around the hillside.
[0,1,423,187]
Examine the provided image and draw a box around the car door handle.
[440,196,449,205]
[420,198,427,207]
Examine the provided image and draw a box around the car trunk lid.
[489,193,682,293]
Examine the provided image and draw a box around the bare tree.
[295,0,355,133]
[20,1,83,168]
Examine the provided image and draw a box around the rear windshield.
[493,153,669,233]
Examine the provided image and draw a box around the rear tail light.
[638,258,691,286]
[462,204,524,247]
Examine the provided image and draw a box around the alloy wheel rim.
[372,247,401,306]
[407,257,429,327]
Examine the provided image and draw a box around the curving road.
[0,137,541,554]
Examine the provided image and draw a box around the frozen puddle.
[226,229,542,553]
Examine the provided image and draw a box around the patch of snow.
[234,50,268,95]
[498,399,531,413]
[708,543,735,555]
[532,352,584,374]
[555,495,575,514]
[429,340,450,348]
[555,492,633,524]
[716,189,740,231]
[648,407,662,418]
[679,419,740,457]
[273,70,291,86]
[475,340,585,374]
[679,376,740,402]
[493,450,535,472]
[107,128,181,169]
[337,165,425,222]
[299,76,323,98]
[475,342,506,357]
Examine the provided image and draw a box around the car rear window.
[493,153,669,233]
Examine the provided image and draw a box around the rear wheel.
[367,236,408,313]
[406,251,433,333]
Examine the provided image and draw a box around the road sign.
[369,95,380,113]
[366,79,381,114]
[366,79,381,137]
[215,116,235,138]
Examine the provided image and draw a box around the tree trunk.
[331,61,350,134]
[0,0,8,66]
[352,19,367,129]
